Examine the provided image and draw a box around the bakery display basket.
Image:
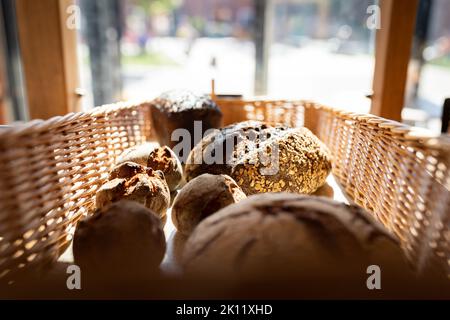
[0,98,449,284]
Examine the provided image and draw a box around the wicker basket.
[0,98,449,284]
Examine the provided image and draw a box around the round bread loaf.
[185,120,332,195]
[108,161,148,180]
[172,174,246,235]
[115,145,182,191]
[95,169,170,223]
[171,232,189,266]
[150,90,222,163]
[73,200,166,281]
[147,146,183,191]
[182,193,411,296]
[116,143,156,167]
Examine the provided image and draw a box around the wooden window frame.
[15,0,80,120]
[370,0,419,121]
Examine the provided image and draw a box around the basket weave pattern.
[0,99,448,282]
[0,101,152,282]
[312,104,449,274]
[217,99,450,276]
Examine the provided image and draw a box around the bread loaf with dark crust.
[182,193,411,296]
[185,120,332,195]
[73,200,166,282]
[150,90,222,162]
[172,174,246,236]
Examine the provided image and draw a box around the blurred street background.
[75,0,450,133]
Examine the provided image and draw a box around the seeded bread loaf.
[185,121,332,195]
[182,193,412,297]
[150,90,222,162]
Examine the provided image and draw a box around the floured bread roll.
[116,143,156,167]
[182,193,413,297]
[184,121,332,195]
[116,144,183,191]
[147,146,183,191]
[96,167,170,224]
[108,161,147,180]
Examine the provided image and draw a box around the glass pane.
[78,0,377,112]
[406,0,450,133]
[121,0,256,100]
[269,0,376,112]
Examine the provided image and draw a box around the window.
[78,0,256,108]
[2,0,445,131]
[78,0,376,113]
[269,0,375,112]
[405,0,450,133]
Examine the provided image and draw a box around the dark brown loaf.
[185,120,332,195]
[95,169,170,222]
[172,174,246,235]
[73,200,166,281]
[147,146,183,191]
[182,193,411,295]
[150,90,222,162]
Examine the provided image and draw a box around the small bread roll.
[116,143,156,166]
[172,232,189,265]
[116,144,183,192]
[108,161,147,180]
[96,169,170,223]
[73,200,166,281]
[147,146,183,191]
[172,174,246,235]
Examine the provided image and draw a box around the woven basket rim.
[216,98,450,149]
[0,98,448,150]
[0,99,153,139]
